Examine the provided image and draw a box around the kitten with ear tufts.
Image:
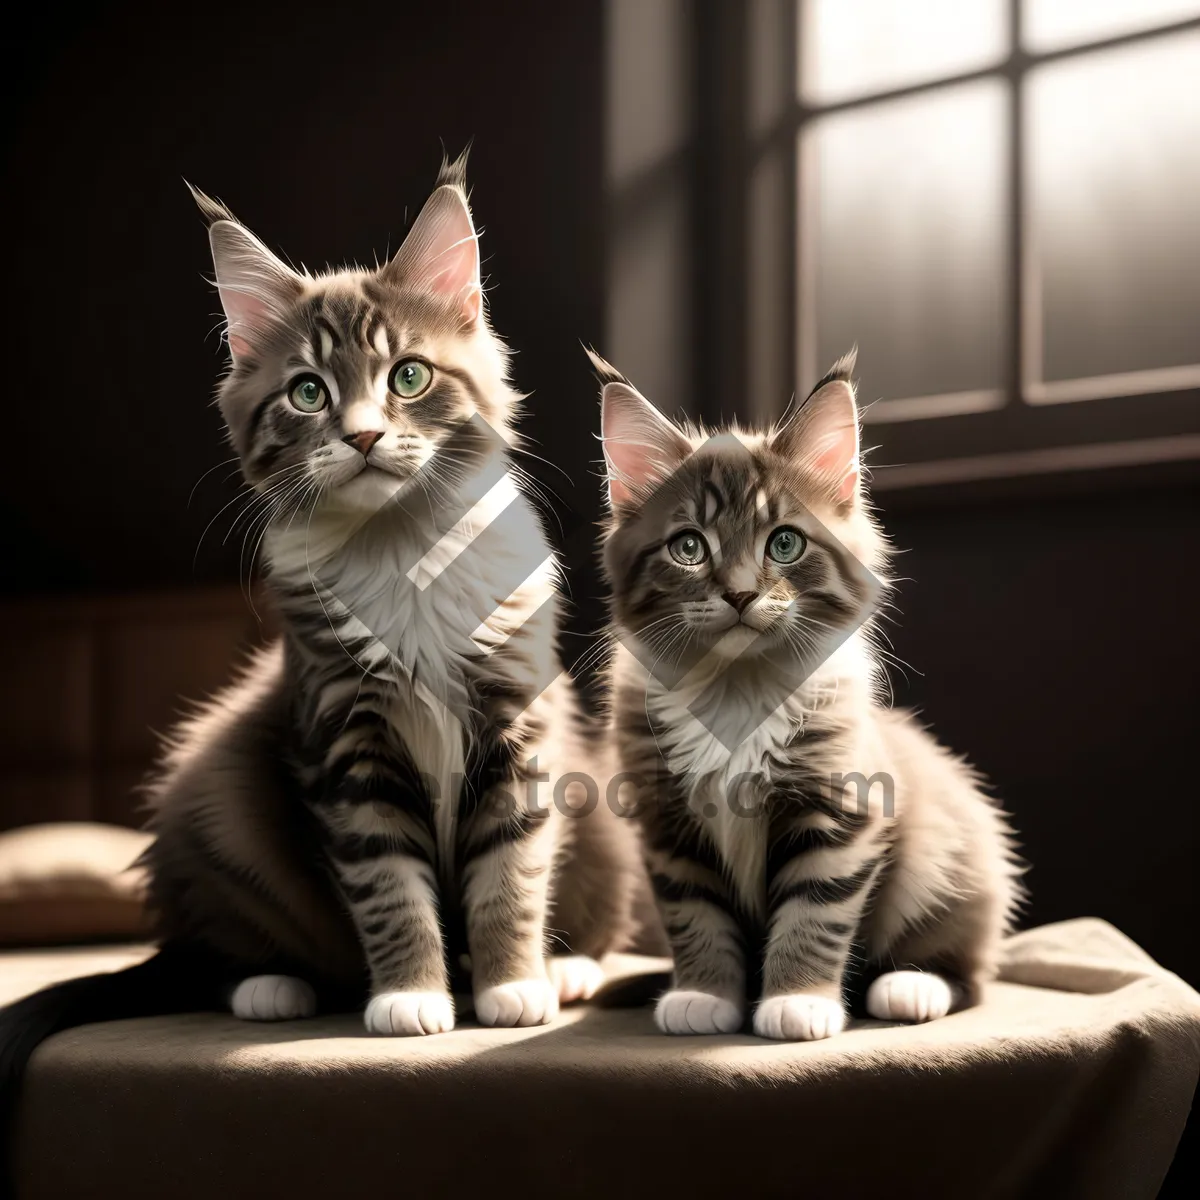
[0,157,647,1145]
[593,347,1023,1039]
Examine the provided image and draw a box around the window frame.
[779,1,1200,491]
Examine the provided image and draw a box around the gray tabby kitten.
[140,158,637,1034]
[0,164,641,1149]
[596,351,1021,1040]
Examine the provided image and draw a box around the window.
[794,0,1200,489]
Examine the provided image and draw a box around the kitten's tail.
[0,944,219,1196]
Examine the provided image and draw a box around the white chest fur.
[268,473,556,867]
[646,681,802,914]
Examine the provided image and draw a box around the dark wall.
[2,0,607,625]
[882,480,1200,986]
[883,475,1200,1196]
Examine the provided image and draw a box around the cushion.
[6,919,1199,1200]
[0,822,152,946]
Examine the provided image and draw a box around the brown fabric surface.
[4,918,1198,1200]
[0,823,153,946]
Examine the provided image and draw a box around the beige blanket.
[4,919,1198,1199]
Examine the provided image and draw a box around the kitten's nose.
[343,430,384,457]
[723,591,757,614]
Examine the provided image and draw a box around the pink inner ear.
[601,381,692,509]
[460,284,482,323]
[605,441,657,507]
[608,475,635,508]
[395,190,482,323]
[813,425,859,502]
[423,236,479,300]
[220,287,273,361]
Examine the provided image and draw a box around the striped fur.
[139,160,639,1035]
[598,353,1023,1039]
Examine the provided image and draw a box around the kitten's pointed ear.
[381,159,481,325]
[596,356,692,511]
[188,183,304,362]
[775,348,861,506]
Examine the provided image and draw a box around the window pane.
[1023,0,1200,53]
[1026,32,1200,389]
[800,0,1008,104]
[803,82,1008,410]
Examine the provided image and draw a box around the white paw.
[475,979,559,1027]
[753,993,846,1041]
[364,991,455,1035]
[654,990,743,1035]
[229,975,316,1021]
[547,955,606,1004]
[866,971,953,1023]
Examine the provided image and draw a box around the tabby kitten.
[596,351,1021,1040]
[0,160,637,1070]
[148,158,642,1034]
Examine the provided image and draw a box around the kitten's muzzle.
[343,430,384,457]
[722,591,757,615]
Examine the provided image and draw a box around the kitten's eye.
[766,526,807,565]
[288,375,329,413]
[389,358,433,399]
[668,530,710,566]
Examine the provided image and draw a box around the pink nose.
[723,591,757,614]
[343,431,384,456]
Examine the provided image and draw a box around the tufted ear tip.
[186,181,236,227]
[823,345,858,386]
[435,145,471,194]
[584,347,628,384]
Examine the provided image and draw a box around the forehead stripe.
[372,323,390,358]
[317,326,333,364]
[350,304,377,350]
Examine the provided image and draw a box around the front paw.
[655,989,743,1035]
[866,971,953,1023]
[364,991,455,1036]
[475,979,559,1027]
[548,955,606,1004]
[754,993,846,1041]
[230,975,316,1021]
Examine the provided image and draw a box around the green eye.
[766,526,807,565]
[288,375,329,413]
[389,358,433,399]
[668,530,710,566]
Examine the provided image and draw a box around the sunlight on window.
[1026,31,1200,390]
[803,81,1008,409]
[800,0,1008,103]
[1023,0,1200,53]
